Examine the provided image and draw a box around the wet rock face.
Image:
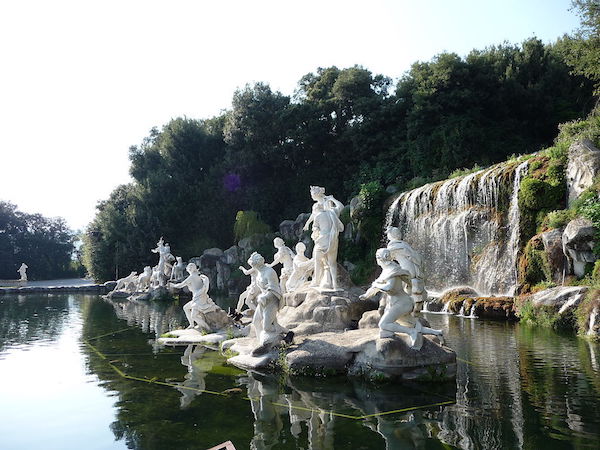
[278,213,310,243]
[541,229,567,284]
[563,218,596,277]
[567,139,600,207]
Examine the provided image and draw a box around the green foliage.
[558,0,600,94]
[517,300,574,330]
[233,211,271,242]
[83,30,597,280]
[358,181,385,216]
[0,201,77,280]
[544,209,576,229]
[575,288,600,337]
[519,237,552,287]
[449,164,483,179]
[519,177,563,210]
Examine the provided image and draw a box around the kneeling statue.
[360,248,443,350]
[170,263,219,331]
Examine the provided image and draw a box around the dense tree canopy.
[83,35,597,281]
[0,202,77,280]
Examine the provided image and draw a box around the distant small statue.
[137,266,153,291]
[170,263,219,331]
[170,256,187,282]
[286,242,313,292]
[17,263,28,281]
[386,226,426,308]
[151,237,175,286]
[360,248,443,350]
[235,263,260,317]
[303,186,344,291]
[247,252,293,355]
[267,237,295,294]
[114,271,138,292]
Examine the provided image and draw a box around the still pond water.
[0,293,599,449]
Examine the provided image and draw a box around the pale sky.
[0,0,580,231]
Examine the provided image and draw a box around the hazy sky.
[0,0,580,230]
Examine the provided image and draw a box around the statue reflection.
[172,345,215,409]
[236,372,451,450]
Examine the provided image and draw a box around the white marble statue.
[360,248,443,350]
[268,237,295,294]
[170,263,219,331]
[17,263,28,281]
[386,226,426,308]
[303,186,344,291]
[286,242,314,292]
[170,256,187,281]
[248,252,292,355]
[114,271,138,292]
[151,237,175,286]
[150,266,161,289]
[137,266,153,291]
[236,263,260,316]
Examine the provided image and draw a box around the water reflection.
[103,296,186,337]
[3,293,600,449]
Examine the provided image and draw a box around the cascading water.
[385,160,528,296]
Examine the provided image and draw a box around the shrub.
[519,177,563,210]
[544,209,576,229]
[233,210,271,242]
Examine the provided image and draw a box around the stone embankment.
[0,283,111,295]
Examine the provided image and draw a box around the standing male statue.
[303,186,344,291]
[151,237,175,286]
[17,263,28,281]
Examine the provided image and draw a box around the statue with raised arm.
[17,263,28,281]
[386,226,427,308]
[360,248,443,350]
[114,271,138,292]
[170,263,219,331]
[303,186,344,291]
[235,263,260,317]
[248,252,293,356]
[286,242,314,292]
[151,237,175,286]
[267,237,295,294]
[170,256,187,282]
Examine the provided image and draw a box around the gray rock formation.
[523,285,589,315]
[541,228,568,283]
[285,329,456,380]
[567,139,600,206]
[278,213,310,244]
[562,218,596,277]
[278,286,378,335]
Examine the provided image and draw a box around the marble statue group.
[112,185,448,375]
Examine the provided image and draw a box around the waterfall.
[441,302,451,314]
[385,160,528,296]
[457,304,465,317]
